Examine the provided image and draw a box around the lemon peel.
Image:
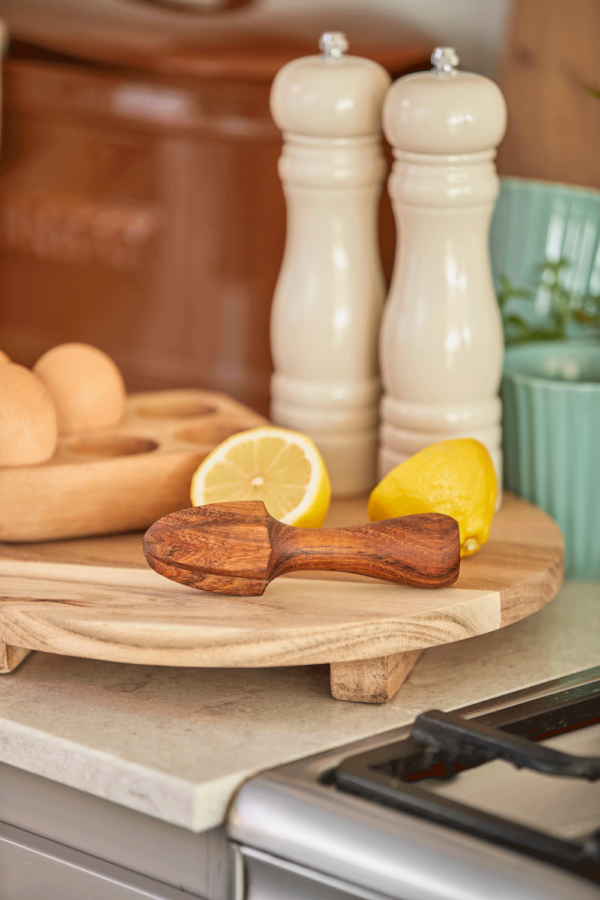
[368,438,497,557]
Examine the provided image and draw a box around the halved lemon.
[190,426,331,528]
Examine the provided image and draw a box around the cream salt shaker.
[379,48,507,493]
[269,33,391,497]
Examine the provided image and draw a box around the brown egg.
[33,343,126,435]
[0,363,58,466]
[0,350,11,364]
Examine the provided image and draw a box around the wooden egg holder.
[0,389,267,543]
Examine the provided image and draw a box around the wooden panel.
[0,33,430,415]
[497,0,600,189]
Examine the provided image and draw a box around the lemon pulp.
[190,426,331,528]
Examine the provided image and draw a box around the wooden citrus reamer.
[143,500,460,596]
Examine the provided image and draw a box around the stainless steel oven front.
[229,667,600,900]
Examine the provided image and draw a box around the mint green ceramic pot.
[491,177,600,340]
[502,341,600,578]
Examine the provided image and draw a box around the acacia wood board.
[0,494,564,704]
[0,389,266,542]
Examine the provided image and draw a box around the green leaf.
[505,314,530,330]
[575,77,600,101]
[497,256,600,344]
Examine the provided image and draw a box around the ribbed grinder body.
[379,48,507,493]
[269,34,391,496]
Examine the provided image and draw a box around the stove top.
[230,667,600,900]
[333,681,600,885]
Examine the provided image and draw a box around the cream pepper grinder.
[269,33,391,497]
[379,48,507,492]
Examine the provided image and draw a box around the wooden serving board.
[0,494,564,704]
[0,389,266,542]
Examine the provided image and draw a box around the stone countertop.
[0,581,598,833]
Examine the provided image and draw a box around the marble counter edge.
[0,582,597,834]
[0,663,596,834]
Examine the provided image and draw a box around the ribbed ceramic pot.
[490,177,600,339]
[502,341,600,578]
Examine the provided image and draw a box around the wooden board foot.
[330,649,424,704]
[0,643,32,674]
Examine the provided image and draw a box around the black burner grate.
[334,680,600,885]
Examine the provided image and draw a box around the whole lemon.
[368,439,497,557]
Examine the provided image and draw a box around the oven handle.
[412,709,600,780]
